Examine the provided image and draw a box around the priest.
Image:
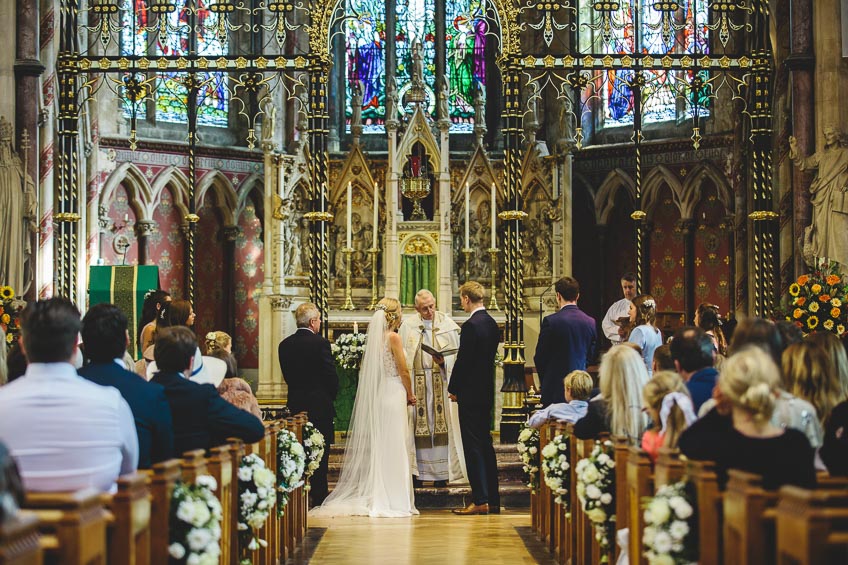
[400,289,466,486]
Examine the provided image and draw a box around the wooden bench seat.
[24,489,108,565]
[0,511,42,565]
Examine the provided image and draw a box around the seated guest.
[79,303,174,468]
[679,347,816,490]
[669,327,718,414]
[205,332,261,419]
[135,299,195,377]
[821,399,848,475]
[782,341,841,427]
[527,370,593,428]
[0,440,24,522]
[151,326,264,455]
[627,295,663,376]
[138,290,171,353]
[0,328,6,385]
[574,345,648,442]
[806,331,848,401]
[4,343,26,384]
[0,298,138,491]
[652,344,675,373]
[641,371,696,462]
[694,303,728,356]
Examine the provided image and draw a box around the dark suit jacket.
[278,328,339,427]
[448,309,500,409]
[78,361,174,469]
[150,371,265,456]
[534,304,597,406]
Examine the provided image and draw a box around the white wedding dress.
[310,310,418,518]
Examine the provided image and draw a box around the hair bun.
[739,382,775,419]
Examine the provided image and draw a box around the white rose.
[519,429,532,441]
[529,446,537,455]
[191,502,211,528]
[643,525,656,546]
[649,555,674,565]
[600,493,612,505]
[187,554,201,565]
[653,531,673,554]
[669,520,690,540]
[176,501,196,524]
[169,543,186,559]
[648,499,671,525]
[239,466,254,482]
[597,453,610,465]
[541,443,558,458]
[255,467,275,489]
[560,460,569,471]
[587,507,606,524]
[674,500,693,520]
[195,475,217,492]
[582,464,600,483]
[606,458,615,468]
[586,485,602,499]
[211,523,222,541]
[199,552,218,565]
[248,538,260,551]
[187,528,212,552]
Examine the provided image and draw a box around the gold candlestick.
[341,247,355,310]
[367,247,379,310]
[487,248,500,311]
[462,248,473,283]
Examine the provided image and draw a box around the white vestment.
[602,297,632,343]
[400,311,467,483]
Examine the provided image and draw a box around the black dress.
[821,400,848,476]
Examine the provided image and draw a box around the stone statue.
[789,124,848,271]
[261,99,277,142]
[351,81,364,131]
[411,39,425,87]
[558,93,576,145]
[438,75,450,122]
[0,117,36,293]
[386,75,399,122]
[473,88,485,124]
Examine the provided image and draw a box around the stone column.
[222,225,240,339]
[135,220,157,265]
[384,110,400,298]
[437,118,451,310]
[679,218,697,321]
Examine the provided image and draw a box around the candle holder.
[462,248,473,283]
[487,248,500,311]
[367,247,379,310]
[341,247,355,311]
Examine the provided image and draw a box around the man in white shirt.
[601,273,637,344]
[0,298,138,492]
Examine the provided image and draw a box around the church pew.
[179,450,209,484]
[226,438,246,565]
[575,433,610,565]
[148,459,181,565]
[265,422,282,565]
[207,443,235,565]
[547,423,560,556]
[653,448,685,488]
[723,469,778,565]
[258,421,278,565]
[0,511,42,565]
[555,421,575,565]
[537,422,551,544]
[24,489,108,565]
[293,414,308,545]
[776,485,848,565]
[100,472,151,565]
[625,447,653,565]
[612,435,630,563]
[687,459,722,565]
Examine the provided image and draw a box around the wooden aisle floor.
[300,510,552,564]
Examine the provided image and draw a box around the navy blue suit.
[534,304,597,406]
[448,308,501,508]
[78,361,174,469]
[151,371,265,457]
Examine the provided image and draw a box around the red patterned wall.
[604,189,637,304]
[102,184,138,266]
[147,187,185,299]
[234,200,264,370]
[693,183,732,312]
[194,203,225,344]
[648,186,685,312]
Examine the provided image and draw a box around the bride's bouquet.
[237,453,277,553]
[276,428,306,515]
[331,332,366,370]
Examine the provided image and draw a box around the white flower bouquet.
[301,421,326,487]
[575,440,616,561]
[237,453,277,557]
[643,481,698,565]
[516,424,540,491]
[168,475,222,565]
[330,332,367,370]
[541,433,570,507]
[276,428,306,515]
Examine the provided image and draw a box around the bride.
[310,298,419,517]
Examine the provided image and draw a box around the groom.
[278,303,339,506]
[448,281,501,515]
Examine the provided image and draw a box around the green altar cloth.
[89,265,160,359]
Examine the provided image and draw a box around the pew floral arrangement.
[785,263,847,335]
[642,481,698,565]
[576,440,616,561]
[0,286,25,350]
[541,433,570,508]
[168,475,223,564]
[517,423,540,491]
[237,453,277,558]
[276,429,306,515]
[301,421,326,488]
[331,332,367,369]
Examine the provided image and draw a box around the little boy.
[527,370,593,429]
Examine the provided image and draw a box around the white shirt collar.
[470,306,486,316]
[297,327,315,334]
[113,358,127,370]
[24,362,80,381]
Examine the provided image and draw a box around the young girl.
[641,371,696,461]
[695,303,727,357]
[628,294,663,376]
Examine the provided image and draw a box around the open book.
[420,343,458,357]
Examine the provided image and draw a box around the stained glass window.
[345,0,387,133]
[395,0,437,115]
[120,0,228,127]
[446,0,487,132]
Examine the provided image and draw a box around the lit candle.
[490,182,496,248]
[353,321,358,334]
[464,182,470,249]
[373,183,379,248]
[346,181,352,249]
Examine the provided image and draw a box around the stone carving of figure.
[333,224,346,278]
[535,216,552,276]
[261,99,277,143]
[351,81,364,130]
[474,88,486,125]
[284,214,302,277]
[790,125,848,271]
[412,39,425,87]
[386,75,399,122]
[438,75,450,121]
[0,117,36,293]
[298,216,312,274]
[558,93,575,145]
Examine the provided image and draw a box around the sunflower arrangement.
[786,264,847,336]
[0,286,26,350]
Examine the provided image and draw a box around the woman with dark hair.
[695,303,727,356]
[135,299,195,377]
[138,290,170,352]
[627,294,663,376]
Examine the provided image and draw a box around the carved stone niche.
[270,296,293,312]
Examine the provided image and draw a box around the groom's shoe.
[452,503,489,515]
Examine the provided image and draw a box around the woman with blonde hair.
[0,327,7,385]
[204,331,261,419]
[312,297,418,517]
[805,331,848,401]
[641,371,696,461]
[628,294,663,376]
[574,345,649,443]
[204,331,232,356]
[679,346,816,489]
[782,341,841,427]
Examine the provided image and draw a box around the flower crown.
[376,303,399,323]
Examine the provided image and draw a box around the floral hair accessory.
[376,303,398,323]
[206,332,217,341]
[144,289,157,300]
[642,298,656,309]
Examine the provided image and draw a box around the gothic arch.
[642,165,683,220]
[150,166,191,220]
[197,170,237,226]
[680,162,733,219]
[235,173,265,224]
[100,162,152,222]
[594,168,635,225]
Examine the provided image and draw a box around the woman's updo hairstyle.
[376,297,401,329]
[631,294,658,327]
[205,331,232,356]
[718,346,780,422]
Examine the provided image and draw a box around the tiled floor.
[299,510,549,564]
